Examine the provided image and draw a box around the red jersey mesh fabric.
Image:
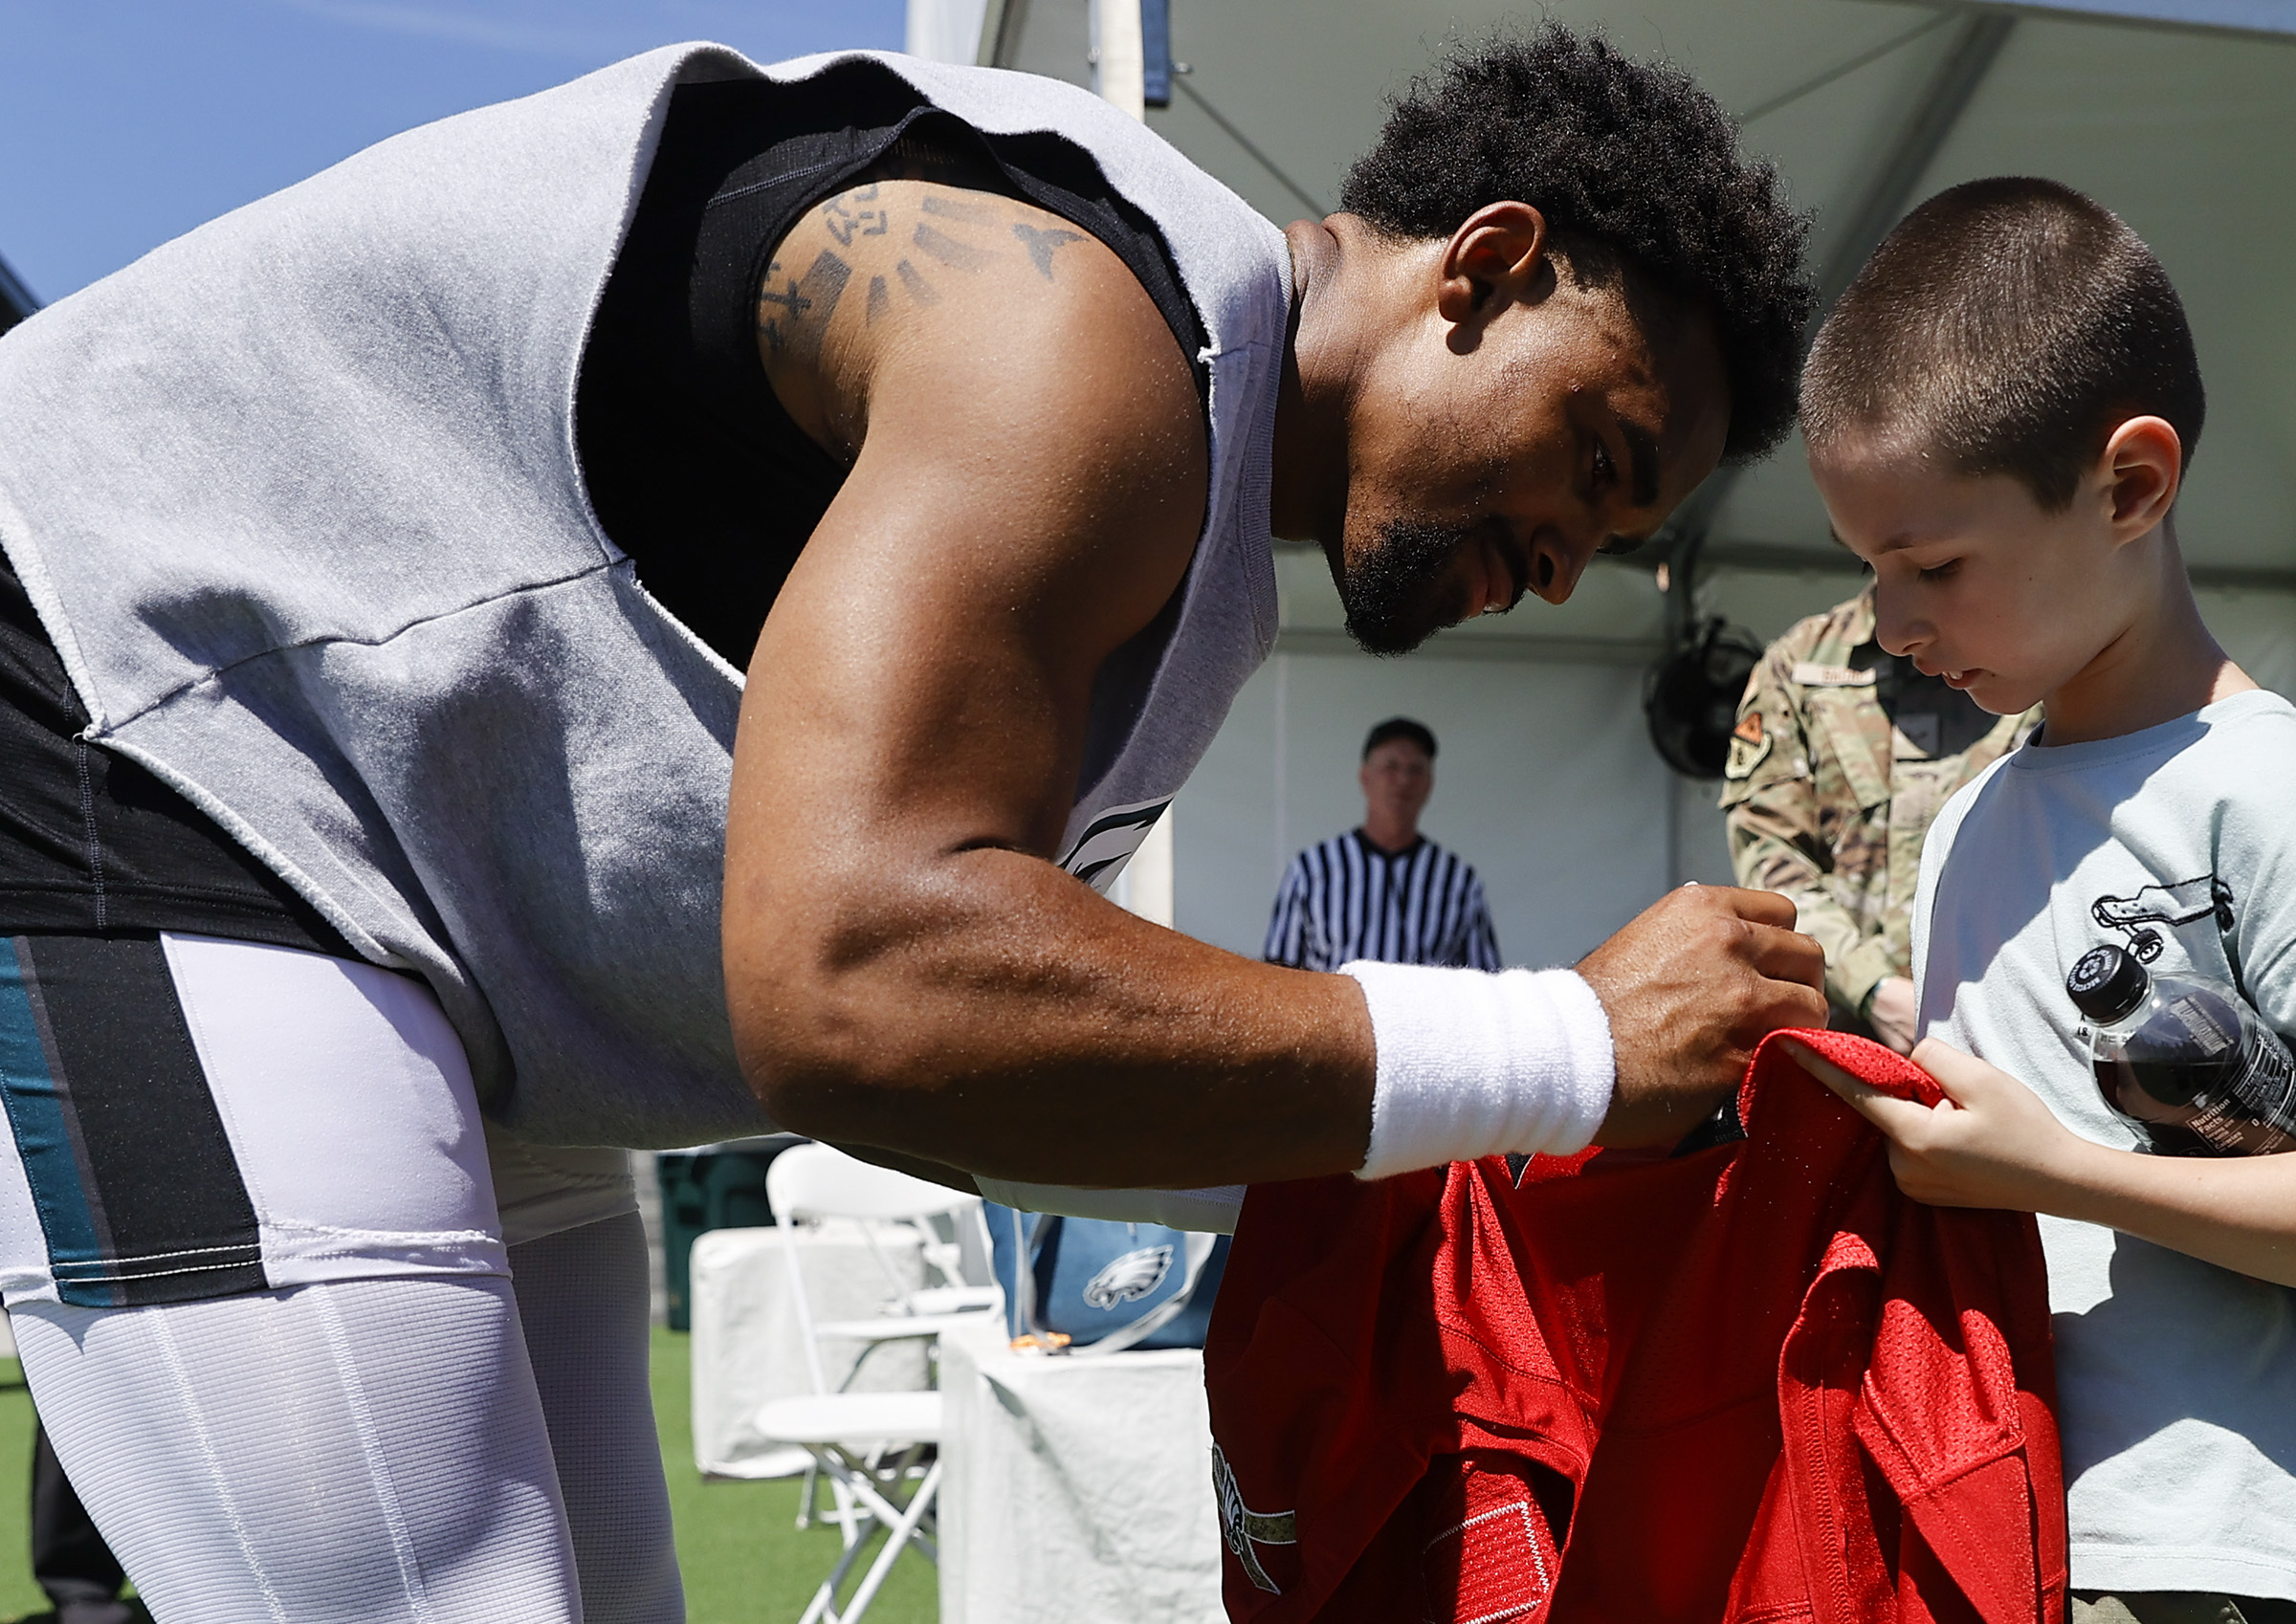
[1203,1029,2067,1624]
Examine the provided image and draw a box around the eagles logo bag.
[984,1206,1230,1353]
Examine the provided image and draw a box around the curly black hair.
[1339,26,1812,464]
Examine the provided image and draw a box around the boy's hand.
[1578,886,1827,1146]
[1783,1035,2081,1210]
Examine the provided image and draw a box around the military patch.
[1791,661,1877,688]
[1725,715,1773,779]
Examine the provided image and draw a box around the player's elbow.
[727,967,859,1133]
[725,915,946,1143]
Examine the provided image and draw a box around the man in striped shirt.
[1264,718,1502,972]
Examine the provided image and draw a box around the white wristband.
[1340,961,1615,1180]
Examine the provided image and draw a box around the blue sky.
[0,0,905,302]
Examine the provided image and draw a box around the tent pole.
[1810,13,2018,315]
[1651,11,2017,595]
[978,0,1027,67]
[1091,0,1146,121]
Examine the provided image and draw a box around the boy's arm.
[1790,1037,2296,1287]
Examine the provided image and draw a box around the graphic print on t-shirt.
[2089,872,2234,964]
[1056,797,1172,893]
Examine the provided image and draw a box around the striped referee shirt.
[1262,830,1502,972]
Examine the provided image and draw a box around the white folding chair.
[754,1145,994,1624]
[766,1143,997,1376]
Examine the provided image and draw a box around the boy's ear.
[2098,415,2182,539]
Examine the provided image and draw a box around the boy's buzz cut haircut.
[1339,25,1813,465]
[1801,177,2205,511]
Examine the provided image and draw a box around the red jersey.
[1204,1030,2066,1623]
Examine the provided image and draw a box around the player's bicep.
[731,221,1206,872]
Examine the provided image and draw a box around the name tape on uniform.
[1790,661,1877,688]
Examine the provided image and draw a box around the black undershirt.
[0,60,1205,946]
[576,66,1206,669]
[0,551,352,953]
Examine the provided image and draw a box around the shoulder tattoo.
[758,250,851,360]
[1011,221,1085,280]
[761,181,1100,352]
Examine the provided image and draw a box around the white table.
[938,1315,1225,1624]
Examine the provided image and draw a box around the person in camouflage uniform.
[1719,583,2037,1052]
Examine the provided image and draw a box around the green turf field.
[651,1328,938,1624]
[0,1359,45,1624]
[0,1330,935,1624]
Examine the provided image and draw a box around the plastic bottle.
[2065,943,2296,1156]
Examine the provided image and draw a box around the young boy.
[1789,176,2296,1622]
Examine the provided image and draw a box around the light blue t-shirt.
[1914,688,2296,1599]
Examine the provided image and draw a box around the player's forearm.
[2036,1137,2296,1288]
[728,847,1378,1188]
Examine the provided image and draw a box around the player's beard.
[1341,517,1474,656]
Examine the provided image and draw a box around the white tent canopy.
[908,0,2296,966]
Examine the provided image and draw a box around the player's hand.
[1866,976,1920,1055]
[1577,886,1826,1147]
[1783,1035,2079,1211]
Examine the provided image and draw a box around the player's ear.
[1436,202,1554,335]
[2098,415,2181,540]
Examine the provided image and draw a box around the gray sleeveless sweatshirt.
[0,47,1287,1147]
